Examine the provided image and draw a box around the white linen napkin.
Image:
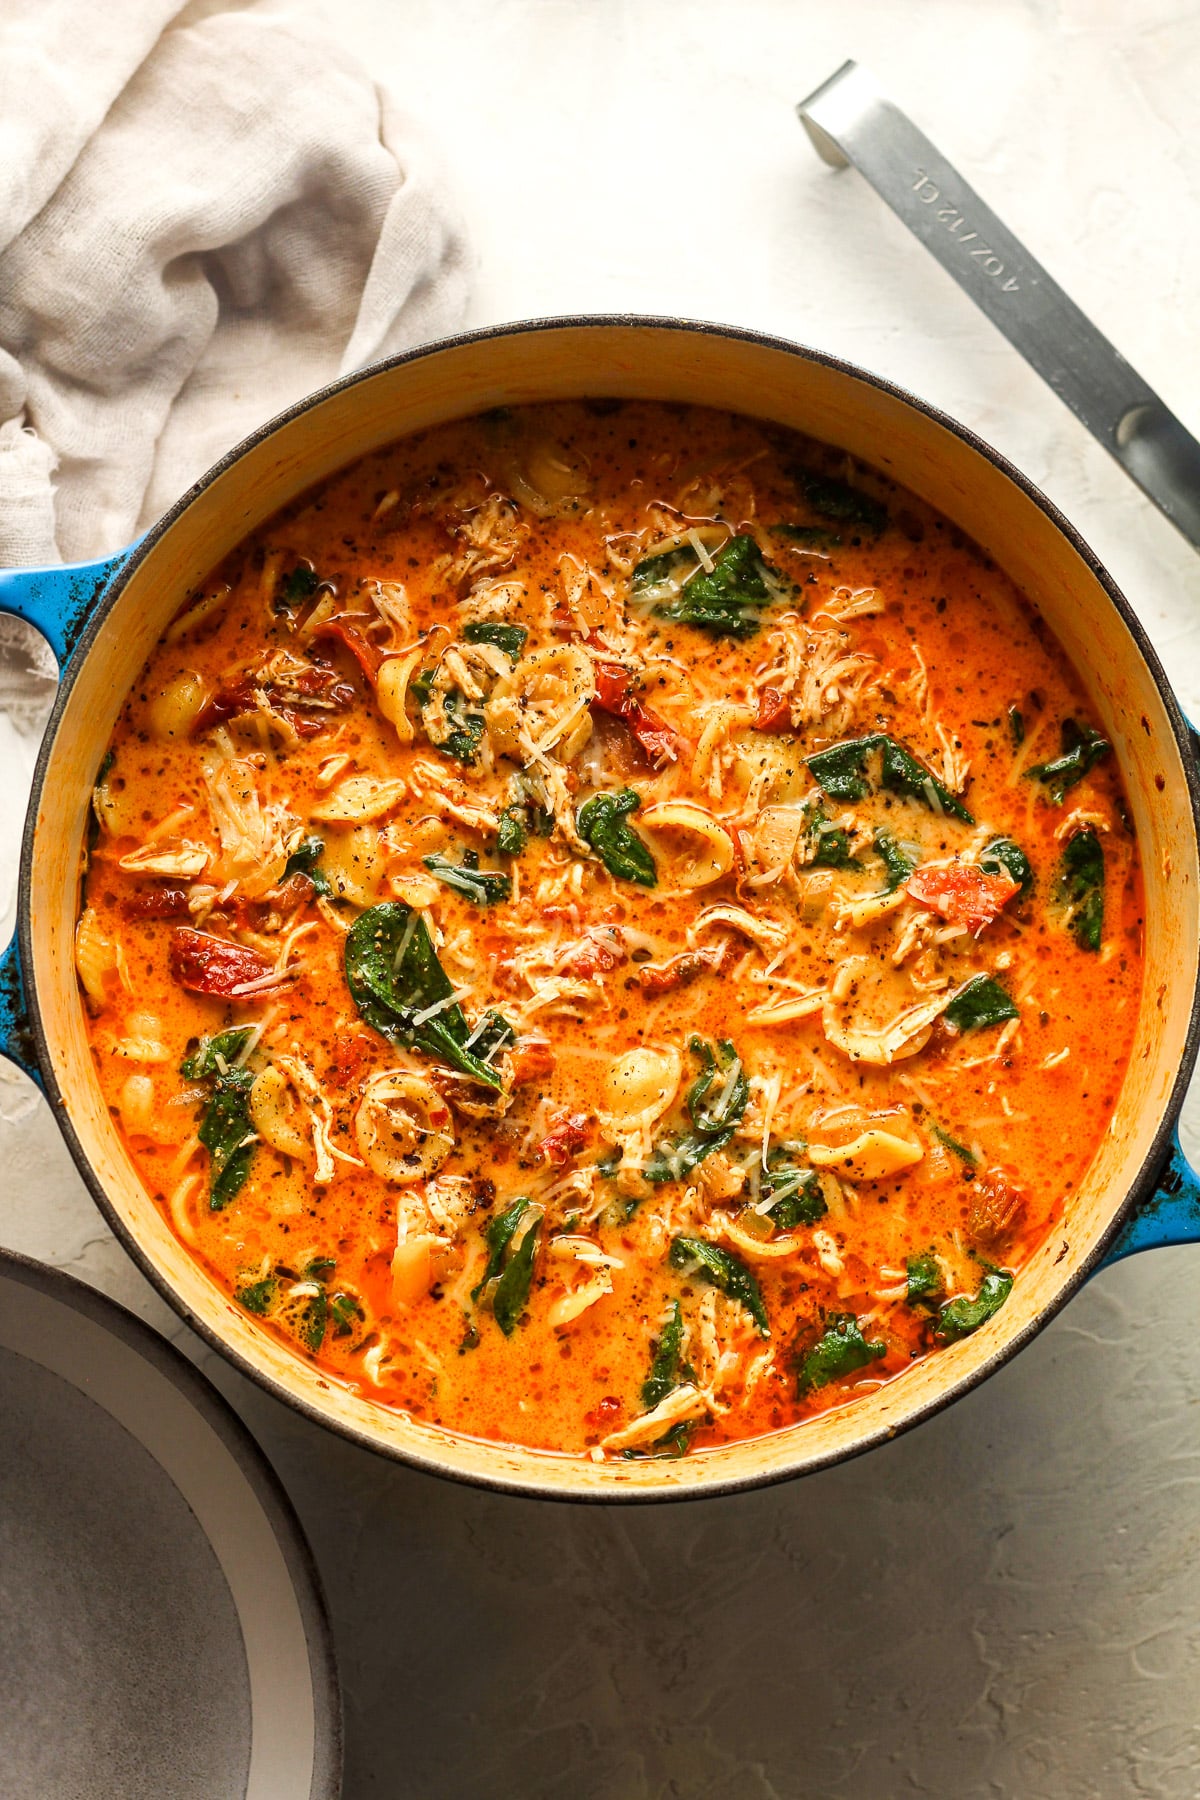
[0,0,471,568]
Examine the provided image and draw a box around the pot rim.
[19,313,1200,1502]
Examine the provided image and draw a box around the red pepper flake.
[585,1395,623,1429]
[168,928,274,996]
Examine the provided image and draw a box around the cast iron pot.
[3,317,1198,1501]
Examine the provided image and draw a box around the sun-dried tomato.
[636,947,723,994]
[168,928,274,996]
[190,663,358,738]
[562,929,627,978]
[906,864,1020,933]
[590,661,683,767]
[326,1028,375,1090]
[538,1112,593,1167]
[753,686,792,732]
[309,615,383,684]
[122,886,191,920]
[509,1038,556,1085]
[967,1167,1026,1251]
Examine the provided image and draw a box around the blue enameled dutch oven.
[2,318,1197,1501]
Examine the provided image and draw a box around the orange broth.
[76,401,1144,1460]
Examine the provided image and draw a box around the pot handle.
[0,550,134,1085]
[1102,1130,1200,1263]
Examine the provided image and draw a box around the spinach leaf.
[497,772,555,856]
[803,802,856,868]
[180,1027,255,1080]
[411,667,436,706]
[645,1038,749,1184]
[642,1299,685,1409]
[943,974,1019,1034]
[874,828,917,891]
[878,734,974,822]
[328,1291,363,1337]
[472,1197,531,1302]
[934,1267,1013,1343]
[932,1124,979,1167]
[806,732,974,823]
[1008,704,1025,747]
[292,1261,362,1351]
[623,1421,695,1460]
[669,1237,769,1336]
[470,1010,516,1064]
[1060,828,1104,952]
[277,563,319,611]
[439,697,487,766]
[631,546,687,592]
[795,1313,886,1396]
[182,1030,257,1210]
[761,1150,827,1228]
[492,1214,541,1335]
[980,835,1033,896]
[687,1037,750,1134]
[497,808,526,855]
[344,902,503,1089]
[423,849,512,906]
[576,789,657,887]
[805,735,877,802]
[461,620,527,660]
[198,1068,257,1210]
[236,1276,276,1314]
[283,834,333,896]
[298,1287,328,1353]
[651,534,777,640]
[771,522,842,550]
[1027,717,1110,804]
[794,469,889,534]
[905,1252,944,1305]
[645,1131,714,1186]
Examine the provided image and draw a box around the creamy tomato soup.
[76,402,1143,1459]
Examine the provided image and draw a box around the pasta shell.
[355,1071,454,1184]
[310,776,407,823]
[600,1045,682,1133]
[376,646,425,747]
[808,1130,924,1181]
[486,644,595,763]
[249,1065,310,1160]
[638,802,735,888]
[75,907,124,1009]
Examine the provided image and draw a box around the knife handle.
[797,61,1200,552]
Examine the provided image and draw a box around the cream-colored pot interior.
[26,322,1200,1498]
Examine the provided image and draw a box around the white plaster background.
[2,2,1200,1794]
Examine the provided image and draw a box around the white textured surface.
[3,4,1200,1794]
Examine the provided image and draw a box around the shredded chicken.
[753,622,877,734]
